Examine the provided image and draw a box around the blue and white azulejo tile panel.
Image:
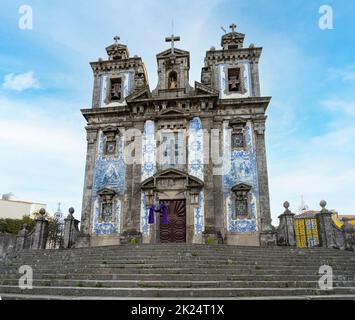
[140,192,150,236]
[194,191,205,235]
[142,120,157,181]
[92,197,121,235]
[188,117,204,181]
[222,121,259,233]
[92,131,126,235]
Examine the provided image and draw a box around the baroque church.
[77,24,275,248]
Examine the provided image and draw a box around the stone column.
[254,120,276,246]
[63,208,80,249]
[212,121,225,239]
[250,60,261,97]
[77,128,98,247]
[317,200,336,248]
[122,122,143,241]
[277,202,296,246]
[92,73,102,108]
[30,209,49,250]
[16,224,29,251]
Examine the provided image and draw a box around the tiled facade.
[78,26,275,247]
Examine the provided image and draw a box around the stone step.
[14,249,355,258]
[5,261,355,270]
[1,293,355,300]
[1,278,354,289]
[9,255,355,263]
[1,285,355,298]
[2,268,354,277]
[13,246,355,256]
[2,273,353,282]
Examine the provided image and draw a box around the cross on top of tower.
[165,34,180,54]
[114,35,120,45]
[229,23,237,32]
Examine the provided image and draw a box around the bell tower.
[90,35,148,109]
[152,34,193,98]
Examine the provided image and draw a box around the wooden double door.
[159,199,186,243]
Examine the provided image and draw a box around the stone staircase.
[0,244,355,300]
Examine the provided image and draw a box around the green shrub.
[207,236,215,245]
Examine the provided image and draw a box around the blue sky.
[0,0,354,222]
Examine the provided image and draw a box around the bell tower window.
[228,68,241,93]
[110,78,122,101]
[168,71,178,89]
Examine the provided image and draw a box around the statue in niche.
[168,71,178,89]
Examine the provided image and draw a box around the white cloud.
[0,96,86,218]
[3,71,40,91]
[328,64,355,82]
[268,123,355,223]
[322,99,355,116]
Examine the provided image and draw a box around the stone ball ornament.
[320,200,327,208]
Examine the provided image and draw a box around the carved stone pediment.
[156,48,190,59]
[156,108,187,119]
[231,183,252,192]
[141,168,203,191]
[229,117,247,129]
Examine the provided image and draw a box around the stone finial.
[66,207,75,219]
[320,200,331,215]
[282,201,293,215]
[39,208,46,216]
[249,43,255,48]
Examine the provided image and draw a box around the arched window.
[168,71,178,89]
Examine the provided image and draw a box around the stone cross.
[165,34,180,54]
[230,23,237,32]
[114,35,120,45]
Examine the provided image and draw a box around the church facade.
[78,25,275,248]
